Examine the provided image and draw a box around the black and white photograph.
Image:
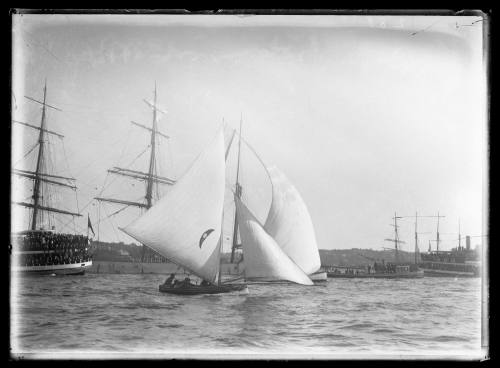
[10,10,489,360]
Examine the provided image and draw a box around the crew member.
[163,273,176,286]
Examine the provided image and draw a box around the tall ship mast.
[328,212,424,278]
[419,215,482,277]
[11,81,93,275]
[384,212,405,264]
[95,83,176,263]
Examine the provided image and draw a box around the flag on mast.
[88,214,95,237]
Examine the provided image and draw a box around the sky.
[11,14,487,253]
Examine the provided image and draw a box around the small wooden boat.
[309,270,328,282]
[159,282,248,295]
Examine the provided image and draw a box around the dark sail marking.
[199,229,215,248]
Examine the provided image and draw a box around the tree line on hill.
[91,240,416,266]
[319,248,416,267]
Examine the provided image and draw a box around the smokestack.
[466,235,471,250]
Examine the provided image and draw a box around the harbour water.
[10,274,485,359]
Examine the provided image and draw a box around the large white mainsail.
[235,196,313,285]
[121,129,226,283]
[263,166,321,275]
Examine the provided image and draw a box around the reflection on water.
[10,274,483,358]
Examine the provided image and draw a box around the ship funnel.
[466,235,471,250]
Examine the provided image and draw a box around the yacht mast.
[230,115,243,263]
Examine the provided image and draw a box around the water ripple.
[11,274,482,356]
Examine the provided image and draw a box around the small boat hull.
[309,271,328,282]
[159,283,248,295]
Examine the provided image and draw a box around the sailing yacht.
[11,82,93,275]
[121,127,316,294]
[263,166,327,282]
[225,123,326,283]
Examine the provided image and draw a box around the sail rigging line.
[20,28,65,65]
[230,118,243,263]
[52,215,86,235]
[14,142,40,166]
[106,204,132,219]
[12,120,65,138]
[97,201,101,241]
[170,124,226,186]
[60,138,76,181]
[72,216,78,235]
[94,204,132,229]
[238,135,276,226]
[63,144,153,231]
[101,203,122,242]
[240,136,271,180]
[121,126,226,283]
[217,199,225,286]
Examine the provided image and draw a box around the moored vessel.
[419,217,481,277]
[11,82,92,275]
[94,84,178,274]
[327,212,424,279]
[327,264,424,279]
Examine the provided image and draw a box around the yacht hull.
[159,283,248,295]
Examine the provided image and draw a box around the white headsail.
[121,129,226,283]
[235,197,313,285]
[263,166,321,275]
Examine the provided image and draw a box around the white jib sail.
[121,129,226,283]
[263,166,321,275]
[235,197,313,285]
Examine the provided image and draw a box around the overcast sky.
[11,14,487,252]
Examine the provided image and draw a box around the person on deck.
[163,273,176,287]
[183,277,192,287]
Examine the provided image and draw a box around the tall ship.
[419,216,481,277]
[93,84,179,274]
[327,212,424,278]
[11,82,93,275]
